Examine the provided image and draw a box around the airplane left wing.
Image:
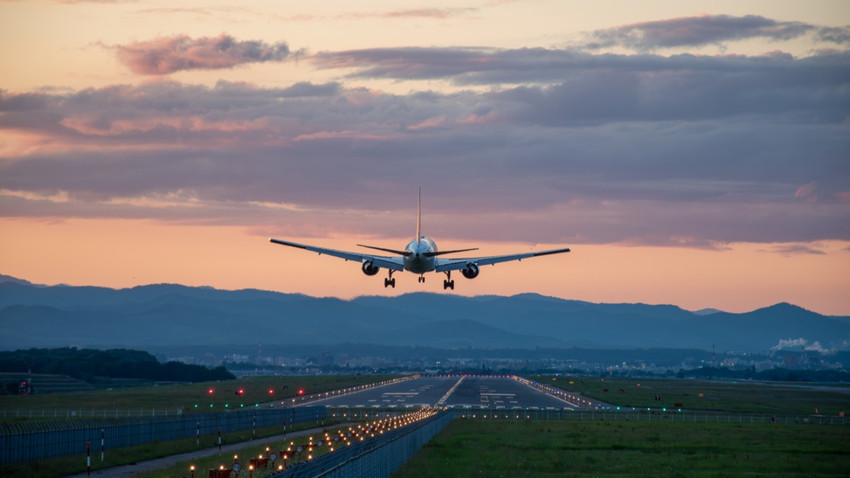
[269,238,405,271]
[434,247,570,272]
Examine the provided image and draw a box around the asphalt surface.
[304,375,578,409]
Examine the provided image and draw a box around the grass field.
[393,418,850,477]
[0,374,403,420]
[535,375,850,416]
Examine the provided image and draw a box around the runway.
[302,375,579,410]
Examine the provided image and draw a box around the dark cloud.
[583,14,839,51]
[816,26,850,44]
[769,244,828,256]
[313,47,850,126]
[314,45,850,90]
[113,34,294,75]
[2,40,848,246]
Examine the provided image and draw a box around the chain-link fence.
[0,406,326,464]
[270,410,452,478]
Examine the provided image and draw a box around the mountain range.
[1,275,848,353]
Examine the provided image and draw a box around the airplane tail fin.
[416,186,422,244]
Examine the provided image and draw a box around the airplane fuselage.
[403,236,437,274]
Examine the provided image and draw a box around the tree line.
[0,347,234,390]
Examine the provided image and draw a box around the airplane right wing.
[434,247,571,272]
[269,238,405,271]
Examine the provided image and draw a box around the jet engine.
[461,263,480,279]
[361,261,380,276]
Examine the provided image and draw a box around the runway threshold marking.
[436,376,465,406]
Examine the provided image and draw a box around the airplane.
[269,189,570,290]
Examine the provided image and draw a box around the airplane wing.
[269,238,405,271]
[434,247,570,272]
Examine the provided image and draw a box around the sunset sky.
[1,1,848,315]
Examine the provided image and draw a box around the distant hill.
[1,276,848,353]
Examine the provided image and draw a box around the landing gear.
[443,271,455,290]
[384,270,396,288]
[418,275,425,283]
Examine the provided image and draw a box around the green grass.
[0,374,403,421]
[534,375,850,416]
[393,419,850,477]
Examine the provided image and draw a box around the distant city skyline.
[1,1,848,315]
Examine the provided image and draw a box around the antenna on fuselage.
[416,186,422,245]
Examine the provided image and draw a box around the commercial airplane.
[269,190,570,289]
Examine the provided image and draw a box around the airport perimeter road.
[304,376,577,410]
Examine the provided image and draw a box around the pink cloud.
[293,130,392,142]
[378,8,476,19]
[794,180,818,202]
[834,191,850,204]
[407,116,446,130]
[113,34,294,75]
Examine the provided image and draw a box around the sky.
[1,0,849,315]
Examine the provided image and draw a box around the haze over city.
[1,0,848,315]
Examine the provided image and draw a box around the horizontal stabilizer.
[357,244,413,256]
[423,247,479,257]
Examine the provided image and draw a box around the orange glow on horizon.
[1,217,848,316]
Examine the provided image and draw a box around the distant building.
[783,353,798,369]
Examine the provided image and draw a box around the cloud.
[768,244,827,256]
[112,34,295,75]
[312,47,850,127]
[2,20,849,247]
[373,7,477,19]
[582,14,846,51]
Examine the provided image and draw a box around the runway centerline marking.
[436,376,465,406]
